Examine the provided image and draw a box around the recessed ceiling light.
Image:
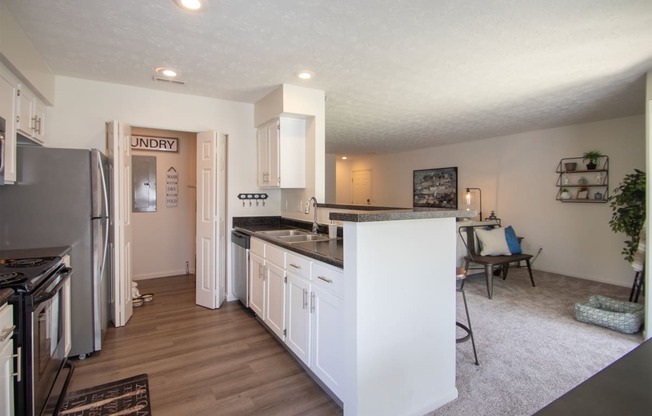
[298,71,314,80]
[341,156,348,160]
[174,0,203,11]
[156,67,178,77]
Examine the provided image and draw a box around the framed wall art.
[413,167,458,208]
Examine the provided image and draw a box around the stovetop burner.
[2,257,56,268]
[0,256,63,292]
[0,271,26,285]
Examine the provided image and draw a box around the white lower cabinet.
[286,273,311,365]
[0,303,15,416]
[264,262,286,340]
[310,284,344,397]
[247,237,344,399]
[249,252,265,318]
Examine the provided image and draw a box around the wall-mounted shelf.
[556,156,609,203]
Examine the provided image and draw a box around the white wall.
[335,115,645,287]
[47,76,276,298]
[130,127,196,280]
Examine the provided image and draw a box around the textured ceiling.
[3,0,652,155]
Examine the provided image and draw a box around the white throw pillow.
[475,227,511,256]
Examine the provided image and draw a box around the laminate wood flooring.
[67,275,343,416]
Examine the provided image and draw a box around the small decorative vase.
[564,162,577,171]
[586,162,597,170]
[561,191,572,200]
[594,192,603,200]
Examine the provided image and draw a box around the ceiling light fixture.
[298,71,313,80]
[341,156,348,160]
[174,0,203,11]
[156,67,178,77]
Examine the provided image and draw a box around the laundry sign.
[131,135,179,152]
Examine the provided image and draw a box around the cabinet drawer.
[251,238,265,258]
[312,262,344,298]
[266,243,286,268]
[287,251,311,280]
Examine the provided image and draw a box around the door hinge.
[284,276,287,283]
[283,329,287,336]
[16,89,21,97]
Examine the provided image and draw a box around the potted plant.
[560,188,572,200]
[608,169,646,263]
[582,150,604,170]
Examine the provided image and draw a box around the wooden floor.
[67,275,343,416]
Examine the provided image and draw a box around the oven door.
[30,266,72,416]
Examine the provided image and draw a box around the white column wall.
[343,218,457,415]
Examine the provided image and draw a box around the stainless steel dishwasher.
[231,230,250,307]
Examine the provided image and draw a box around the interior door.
[106,121,133,327]
[196,130,226,309]
[352,169,372,205]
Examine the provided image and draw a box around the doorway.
[130,127,197,283]
[352,169,372,205]
[109,122,227,327]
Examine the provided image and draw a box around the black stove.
[0,256,62,293]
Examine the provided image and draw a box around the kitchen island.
[331,208,472,416]
[236,207,473,416]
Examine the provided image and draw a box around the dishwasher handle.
[231,230,250,249]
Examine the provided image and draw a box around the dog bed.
[575,295,644,334]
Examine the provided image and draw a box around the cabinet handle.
[317,275,333,284]
[37,116,42,134]
[0,134,5,173]
[1,325,15,342]
[310,292,315,313]
[12,347,22,382]
[302,288,307,309]
[31,116,37,130]
[289,263,301,269]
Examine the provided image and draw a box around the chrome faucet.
[308,196,319,234]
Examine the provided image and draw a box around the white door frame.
[109,124,227,323]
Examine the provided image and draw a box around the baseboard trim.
[133,269,195,280]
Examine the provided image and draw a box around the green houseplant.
[608,169,646,263]
[560,188,572,200]
[582,150,604,170]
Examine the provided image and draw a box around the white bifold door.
[195,131,227,309]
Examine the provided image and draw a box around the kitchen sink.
[261,229,311,237]
[277,234,332,243]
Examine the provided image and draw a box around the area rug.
[58,374,151,416]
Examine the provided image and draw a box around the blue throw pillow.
[504,226,522,254]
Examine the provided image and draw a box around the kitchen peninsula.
[238,207,473,416]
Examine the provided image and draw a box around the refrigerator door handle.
[98,154,110,217]
[100,217,109,278]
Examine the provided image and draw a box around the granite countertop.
[0,246,71,260]
[329,207,475,222]
[233,217,343,268]
[0,289,12,307]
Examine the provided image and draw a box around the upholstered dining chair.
[458,224,535,299]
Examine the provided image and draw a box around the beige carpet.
[433,268,644,416]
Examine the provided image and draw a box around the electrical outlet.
[297,200,303,212]
[285,200,288,210]
[304,201,310,214]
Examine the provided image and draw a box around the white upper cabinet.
[0,70,17,184]
[16,85,47,145]
[257,117,306,188]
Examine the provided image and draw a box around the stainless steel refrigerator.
[0,145,112,359]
